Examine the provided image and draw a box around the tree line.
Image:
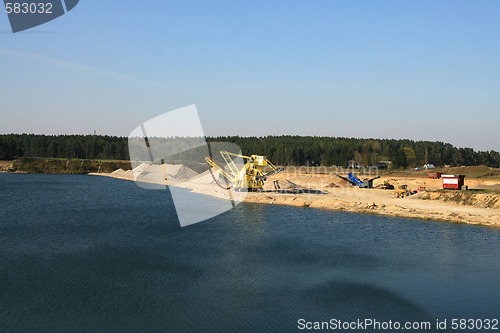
[0,134,128,161]
[0,134,498,168]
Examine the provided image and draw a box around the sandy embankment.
[0,161,14,172]
[90,166,500,228]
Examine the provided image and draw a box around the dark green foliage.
[0,134,128,160]
[207,136,499,168]
[0,134,498,168]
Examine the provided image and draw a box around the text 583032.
[5,2,53,14]
[451,319,498,330]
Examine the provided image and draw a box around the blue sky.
[1,0,499,151]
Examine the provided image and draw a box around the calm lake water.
[0,174,499,332]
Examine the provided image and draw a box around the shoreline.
[243,189,500,228]
[88,172,500,228]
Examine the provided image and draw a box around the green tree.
[402,146,417,167]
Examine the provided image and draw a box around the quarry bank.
[91,162,500,228]
[2,158,498,227]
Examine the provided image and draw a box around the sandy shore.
[244,188,500,227]
[89,170,500,228]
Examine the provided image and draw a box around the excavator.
[205,150,284,191]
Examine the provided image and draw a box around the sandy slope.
[0,161,14,172]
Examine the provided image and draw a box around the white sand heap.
[189,170,218,184]
[131,163,199,181]
[111,168,124,175]
[169,164,199,180]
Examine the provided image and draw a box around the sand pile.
[105,168,133,180]
[131,163,199,182]
[111,168,124,175]
[164,164,199,180]
[190,170,217,184]
[262,179,316,192]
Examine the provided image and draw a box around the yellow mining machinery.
[394,184,412,198]
[205,151,284,191]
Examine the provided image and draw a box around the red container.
[428,172,442,179]
[442,175,465,190]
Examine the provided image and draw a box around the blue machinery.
[348,172,364,187]
[336,172,380,188]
